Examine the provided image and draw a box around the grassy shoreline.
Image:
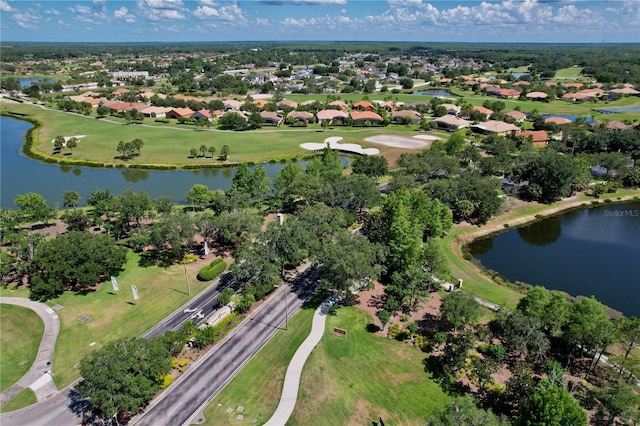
[443,190,640,309]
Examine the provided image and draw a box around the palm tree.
[220,145,230,161]
[199,144,207,157]
[190,148,198,158]
[208,146,216,158]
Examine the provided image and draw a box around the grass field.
[0,251,217,389]
[203,305,448,426]
[0,388,37,413]
[555,67,584,79]
[201,302,316,425]
[0,304,45,392]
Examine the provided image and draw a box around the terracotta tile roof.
[434,114,471,129]
[472,120,521,134]
[544,116,572,125]
[260,111,283,123]
[353,100,375,111]
[287,111,314,121]
[526,91,549,99]
[392,110,421,122]
[349,111,383,122]
[277,99,298,108]
[112,88,130,95]
[520,130,550,145]
[317,109,348,121]
[472,106,494,116]
[506,110,527,121]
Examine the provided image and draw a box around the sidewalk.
[263,294,342,426]
[0,297,60,407]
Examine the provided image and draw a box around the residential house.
[590,120,632,131]
[505,110,527,122]
[141,106,172,118]
[252,99,269,109]
[317,109,348,124]
[391,110,421,124]
[166,107,195,119]
[112,88,130,97]
[223,100,242,111]
[433,115,471,131]
[471,105,494,117]
[526,91,549,101]
[286,111,314,122]
[192,109,213,121]
[260,111,283,126]
[327,100,349,110]
[277,99,298,109]
[520,130,550,147]
[441,103,461,116]
[350,111,383,125]
[472,120,521,137]
[544,116,572,125]
[353,100,375,112]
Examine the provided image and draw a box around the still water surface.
[469,202,640,317]
[1,116,340,207]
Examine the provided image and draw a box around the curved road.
[0,275,230,426]
[0,297,60,407]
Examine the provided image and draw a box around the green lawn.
[201,303,316,425]
[0,304,44,392]
[289,307,448,425]
[0,388,38,413]
[1,251,218,389]
[555,67,584,79]
[203,305,448,426]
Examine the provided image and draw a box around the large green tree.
[14,192,55,225]
[430,394,509,426]
[76,337,171,421]
[440,290,481,331]
[29,232,127,301]
[519,380,587,426]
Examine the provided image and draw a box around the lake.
[413,90,457,97]
[468,202,640,317]
[0,116,344,208]
[598,104,640,114]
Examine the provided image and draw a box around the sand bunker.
[364,135,428,149]
[413,134,442,141]
[300,137,380,155]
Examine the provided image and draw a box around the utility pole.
[184,264,191,296]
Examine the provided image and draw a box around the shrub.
[171,358,179,368]
[219,287,233,307]
[178,359,189,367]
[160,375,174,388]
[478,343,506,361]
[401,314,410,322]
[197,259,227,281]
[434,331,447,345]
[413,334,429,350]
[387,323,403,339]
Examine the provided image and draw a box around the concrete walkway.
[263,294,342,426]
[0,297,60,407]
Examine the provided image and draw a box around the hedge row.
[197,258,227,281]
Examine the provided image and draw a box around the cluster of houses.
[441,75,640,103]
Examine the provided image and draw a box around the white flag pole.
[110,276,119,291]
[204,241,210,256]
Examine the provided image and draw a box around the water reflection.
[468,236,494,255]
[517,216,562,247]
[60,165,72,173]
[122,169,150,183]
[72,168,82,176]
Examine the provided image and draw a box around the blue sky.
[1,0,638,43]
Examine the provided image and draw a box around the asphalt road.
[132,267,317,426]
[0,276,230,426]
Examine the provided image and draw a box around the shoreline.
[447,191,640,313]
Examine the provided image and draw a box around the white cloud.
[114,6,137,23]
[259,0,347,5]
[137,0,187,21]
[12,9,41,29]
[44,8,61,16]
[193,2,247,24]
[1,1,15,12]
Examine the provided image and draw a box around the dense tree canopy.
[76,337,171,420]
[29,232,127,301]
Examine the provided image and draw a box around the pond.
[598,104,640,114]
[0,116,346,208]
[468,202,640,317]
[540,114,596,123]
[19,78,55,87]
[413,90,457,97]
